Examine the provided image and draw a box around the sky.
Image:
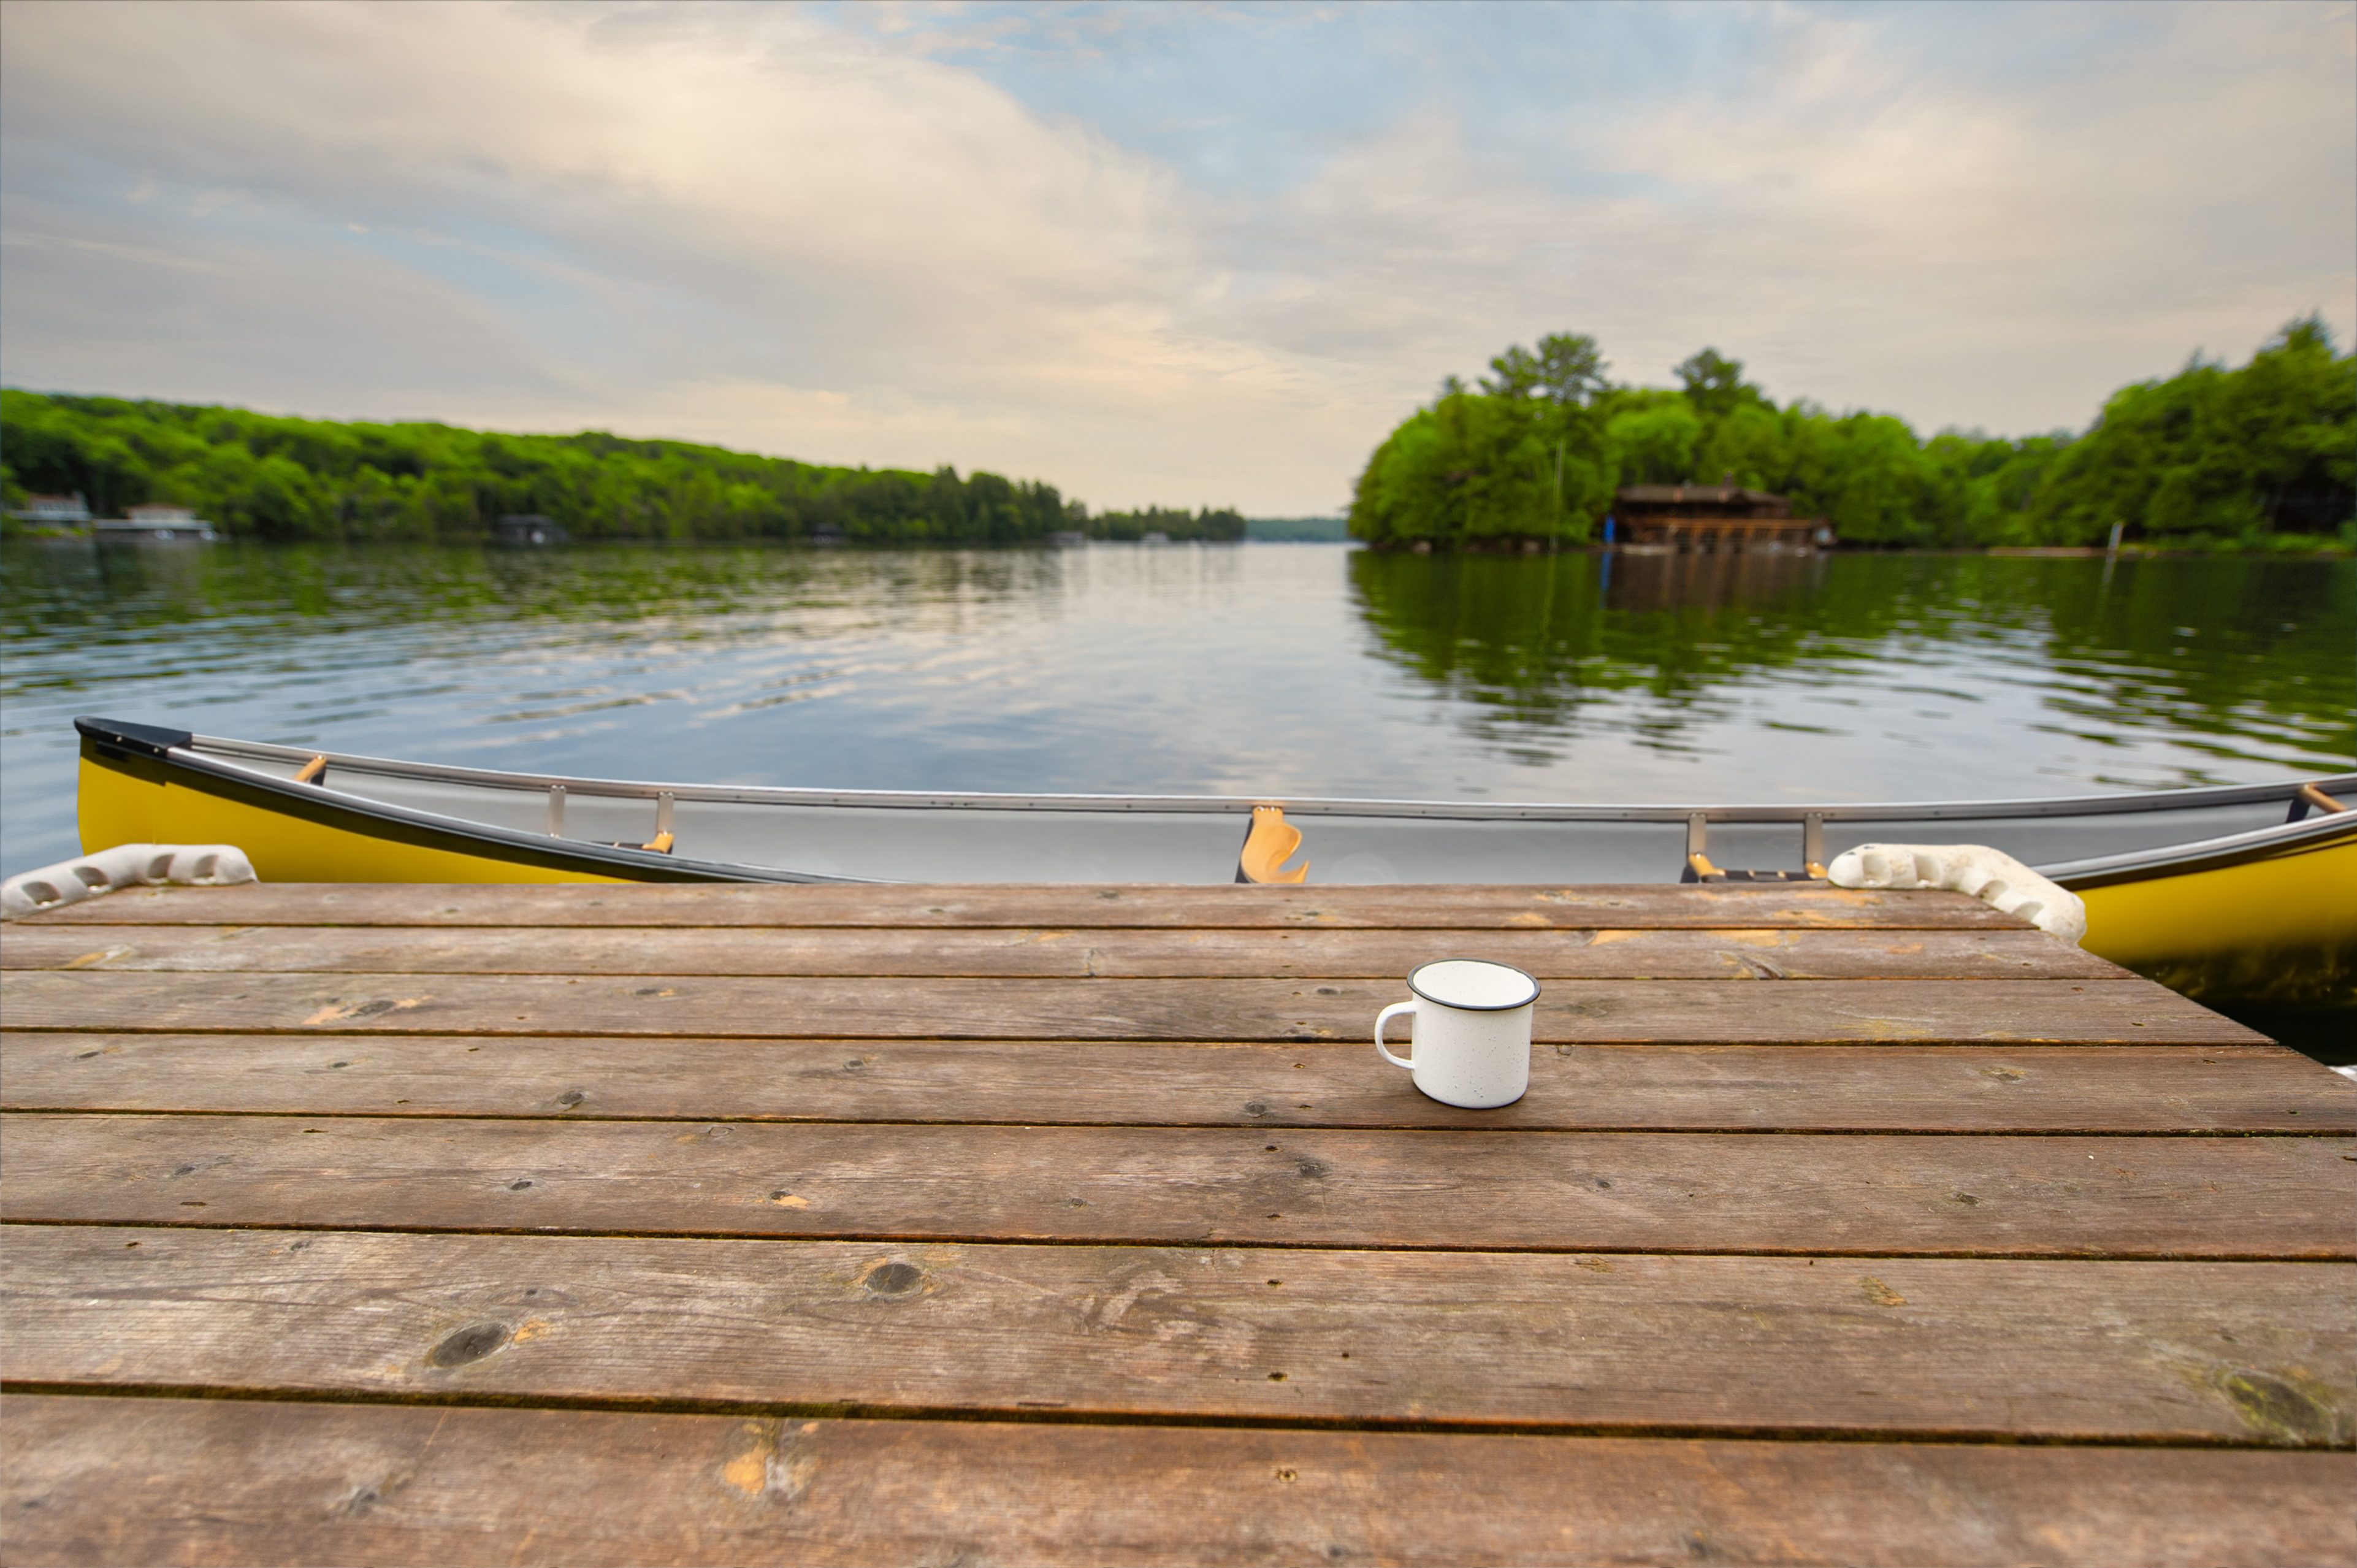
[1,0,2351,516]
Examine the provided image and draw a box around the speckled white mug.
[1373,959,1539,1109]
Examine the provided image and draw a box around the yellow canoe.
[72,716,2357,1006]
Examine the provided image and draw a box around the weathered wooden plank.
[6,1227,2350,1442]
[0,921,2127,980]
[19,881,2027,930]
[0,972,2260,1043]
[10,1034,2345,1134]
[6,1398,2350,1568]
[6,1114,2346,1257]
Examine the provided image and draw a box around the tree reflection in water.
[1347,548,2353,779]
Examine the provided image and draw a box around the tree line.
[1350,318,2354,550]
[1085,505,1246,541]
[0,391,1242,545]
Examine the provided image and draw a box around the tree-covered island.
[1350,318,2354,551]
[0,391,1244,545]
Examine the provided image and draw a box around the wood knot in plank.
[2218,1370,2346,1445]
[426,1321,510,1368]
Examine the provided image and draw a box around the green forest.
[1349,318,2355,551]
[0,390,1243,545]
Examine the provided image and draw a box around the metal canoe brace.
[1681,811,1829,884]
[548,785,676,854]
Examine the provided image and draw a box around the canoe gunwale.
[2036,809,2357,889]
[182,728,2355,829]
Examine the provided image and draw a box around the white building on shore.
[8,492,91,527]
[95,502,218,541]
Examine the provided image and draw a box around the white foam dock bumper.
[0,844,256,920]
[1827,843,2087,946]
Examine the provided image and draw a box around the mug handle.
[1374,1001,1416,1069]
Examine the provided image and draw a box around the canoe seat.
[595,836,676,855]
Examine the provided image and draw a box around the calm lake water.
[3,539,2351,877]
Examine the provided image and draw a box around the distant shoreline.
[6,529,2345,559]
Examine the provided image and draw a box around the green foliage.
[1335,331,1621,549]
[1481,332,1610,407]
[1350,391,1614,550]
[1603,397,1701,486]
[1783,410,1946,545]
[1673,347,1769,423]
[1692,402,1786,491]
[1352,321,2355,551]
[2026,316,2356,546]
[0,392,1131,545]
[1245,516,1350,541]
[1085,505,1245,542]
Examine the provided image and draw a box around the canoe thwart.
[2296,784,2350,819]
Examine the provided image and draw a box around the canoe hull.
[2077,832,2355,1007]
[82,754,643,887]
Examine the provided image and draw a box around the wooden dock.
[2,880,2351,1566]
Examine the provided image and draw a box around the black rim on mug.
[1405,958,1540,1012]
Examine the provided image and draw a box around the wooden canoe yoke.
[1237,805,1309,884]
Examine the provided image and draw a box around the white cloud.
[1,0,2349,512]
[1567,2,2357,421]
[2,1,1306,501]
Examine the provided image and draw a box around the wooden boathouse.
[2,877,2350,1564]
[1610,481,1830,551]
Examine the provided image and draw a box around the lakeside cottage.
[7,494,218,539]
[9,492,90,526]
[93,502,218,541]
[1608,480,1832,552]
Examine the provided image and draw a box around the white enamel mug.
[1373,959,1540,1108]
